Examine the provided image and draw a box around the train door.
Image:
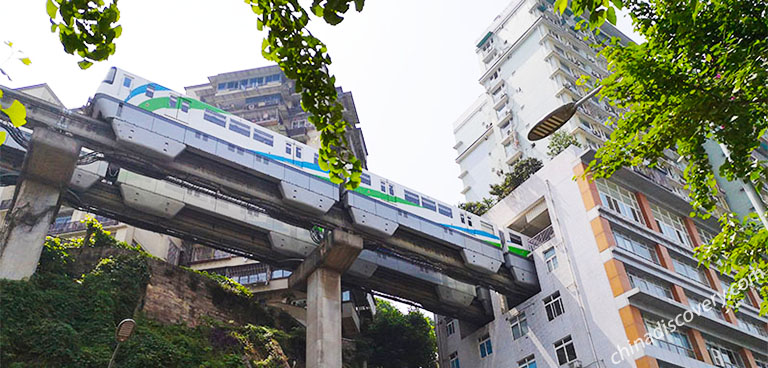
[378,179,396,203]
[118,73,134,99]
[284,142,303,167]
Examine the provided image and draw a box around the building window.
[449,352,460,368]
[697,227,715,245]
[544,247,558,271]
[706,340,745,368]
[672,256,708,285]
[614,231,659,264]
[628,271,673,300]
[446,318,456,336]
[554,335,577,365]
[650,203,692,247]
[518,355,536,368]
[478,334,493,358]
[642,315,695,358]
[755,355,768,368]
[510,312,528,339]
[404,190,420,205]
[544,291,565,321]
[595,179,644,224]
[687,294,724,321]
[737,316,768,337]
[203,109,227,127]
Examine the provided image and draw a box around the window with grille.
[650,203,692,247]
[544,291,565,321]
[705,339,745,368]
[642,315,695,358]
[553,336,577,365]
[478,334,493,358]
[628,271,673,300]
[518,355,536,368]
[672,256,708,285]
[449,352,460,368]
[595,179,644,224]
[614,231,659,264]
[510,312,528,339]
[544,247,558,272]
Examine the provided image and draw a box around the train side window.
[169,96,178,108]
[480,221,494,235]
[296,147,302,159]
[228,119,251,137]
[460,214,465,224]
[389,184,394,195]
[360,173,371,186]
[285,143,292,155]
[404,190,420,205]
[253,129,274,146]
[421,197,437,211]
[467,216,473,227]
[314,153,319,165]
[146,84,155,98]
[380,181,386,192]
[181,100,190,113]
[438,204,453,218]
[194,132,209,141]
[123,77,132,88]
[203,109,227,127]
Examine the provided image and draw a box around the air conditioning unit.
[568,360,582,368]
[258,102,266,107]
[711,350,725,367]
[247,104,255,110]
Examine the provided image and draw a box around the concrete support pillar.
[306,267,342,368]
[0,128,79,280]
[687,329,713,364]
[739,348,758,368]
[0,180,61,279]
[288,230,363,368]
[635,192,661,232]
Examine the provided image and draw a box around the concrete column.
[306,267,342,368]
[0,180,60,279]
[288,230,363,368]
[635,192,661,232]
[0,128,79,280]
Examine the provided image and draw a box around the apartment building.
[184,65,368,169]
[453,0,633,202]
[435,147,767,368]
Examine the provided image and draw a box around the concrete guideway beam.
[0,128,80,280]
[288,230,362,368]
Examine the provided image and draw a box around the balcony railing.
[48,216,119,235]
[527,225,555,250]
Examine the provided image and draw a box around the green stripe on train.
[138,97,229,115]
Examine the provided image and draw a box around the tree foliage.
[489,157,544,200]
[459,198,495,216]
[41,0,366,187]
[547,130,582,158]
[560,0,768,313]
[357,300,437,368]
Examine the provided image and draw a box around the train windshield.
[103,67,117,84]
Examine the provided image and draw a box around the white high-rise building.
[453,0,631,202]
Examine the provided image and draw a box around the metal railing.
[48,216,119,235]
[527,225,555,250]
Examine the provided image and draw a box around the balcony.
[504,143,522,164]
[526,225,555,250]
[493,93,509,110]
[48,216,120,235]
[482,47,498,63]
[286,126,309,142]
[189,247,235,263]
[496,108,513,126]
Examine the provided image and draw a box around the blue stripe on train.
[125,83,171,102]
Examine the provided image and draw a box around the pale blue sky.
[0,0,636,205]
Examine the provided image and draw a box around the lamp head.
[527,102,576,141]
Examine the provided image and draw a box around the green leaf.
[19,57,31,65]
[607,6,617,24]
[554,0,568,14]
[46,0,58,19]
[113,25,122,38]
[0,131,6,145]
[77,60,93,69]
[1,100,27,127]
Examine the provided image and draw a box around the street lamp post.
[107,319,136,368]
[526,87,768,229]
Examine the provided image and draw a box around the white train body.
[90,67,529,258]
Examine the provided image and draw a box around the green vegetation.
[353,300,437,368]
[460,157,544,216]
[558,0,768,313]
[546,130,582,158]
[0,219,303,367]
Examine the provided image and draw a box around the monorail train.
[91,67,529,257]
